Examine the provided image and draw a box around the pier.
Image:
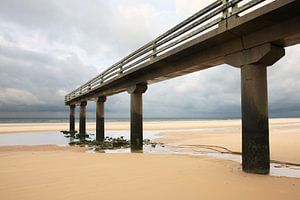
[65,0,300,174]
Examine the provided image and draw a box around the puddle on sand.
[85,143,300,179]
[0,132,70,146]
[0,130,160,147]
[0,130,299,178]
[165,147,300,179]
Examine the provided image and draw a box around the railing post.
[127,83,148,151]
[119,62,124,75]
[96,96,107,142]
[151,42,157,60]
[222,0,229,19]
[100,75,104,84]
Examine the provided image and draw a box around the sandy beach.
[1,117,300,133]
[0,118,300,199]
[0,119,243,134]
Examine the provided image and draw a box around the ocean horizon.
[0,116,298,124]
[0,117,244,124]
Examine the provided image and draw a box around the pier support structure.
[225,43,285,174]
[127,83,148,151]
[69,105,76,133]
[96,96,107,142]
[79,101,87,135]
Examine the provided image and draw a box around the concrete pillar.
[225,43,285,174]
[96,96,106,142]
[69,105,76,133]
[79,101,87,135]
[241,64,269,174]
[127,83,148,151]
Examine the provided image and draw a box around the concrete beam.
[96,96,106,142]
[127,83,147,151]
[79,101,87,135]
[69,105,76,133]
[225,43,285,68]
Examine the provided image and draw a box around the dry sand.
[0,118,300,199]
[0,120,239,133]
[1,117,300,133]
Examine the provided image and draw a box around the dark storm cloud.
[0,40,97,112]
[0,0,299,118]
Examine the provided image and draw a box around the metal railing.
[65,0,268,103]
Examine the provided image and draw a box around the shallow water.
[0,132,70,146]
[0,130,160,146]
[0,130,299,178]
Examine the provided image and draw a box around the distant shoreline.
[1,118,300,134]
[0,116,299,124]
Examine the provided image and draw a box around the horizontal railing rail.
[65,0,268,103]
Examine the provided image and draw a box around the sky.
[0,0,299,119]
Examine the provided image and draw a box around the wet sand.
[155,118,300,164]
[0,118,300,199]
[0,147,300,200]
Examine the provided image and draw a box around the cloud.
[0,88,42,110]
[175,0,216,18]
[0,38,97,112]
[144,65,241,118]
[0,0,299,118]
[268,46,300,116]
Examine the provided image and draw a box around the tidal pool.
[0,130,299,178]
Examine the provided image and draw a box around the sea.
[0,117,236,124]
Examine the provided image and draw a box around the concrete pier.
[96,96,106,142]
[241,64,269,174]
[69,105,76,133]
[127,84,147,151]
[79,101,87,135]
[64,1,300,175]
[225,43,285,174]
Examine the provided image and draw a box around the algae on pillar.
[79,101,87,135]
[127,83,148,151]
[69,105,76,133]
[225,43,285,174]
[96,96,106,142]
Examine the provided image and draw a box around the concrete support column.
[225,43,285,174]
[127,83,148,151]
[69,105,76,133]
[96,96,106,142]
[241,64,269,174]
[79,101,87,135]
